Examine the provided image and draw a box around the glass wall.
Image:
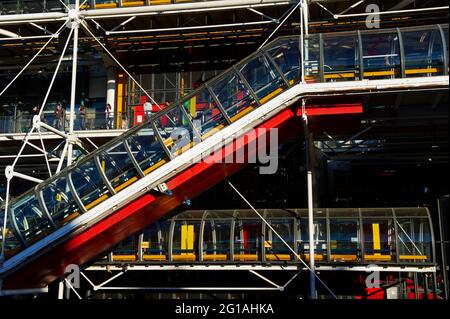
[101,208,435,266]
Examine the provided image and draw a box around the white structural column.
[67,1,81,166]
[106,66,117,115]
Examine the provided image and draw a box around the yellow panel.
[233,254,258,261]
[405,68,439,75]
[142,241,150,249]
[372,223,381,255]
[266,254,291,261]
[260,88,283,104]
[324,72,356,79]
[303,254,324,262]
[189,96,197,118]
[203,254,228,261]
[143,254,167,261]
[365,254,392,261]
[173,254,196,261]
[113,255,136,262]
[364,70,395,77]
[330,254,358,262]
[399,255,428,260]
[117,72,126,128]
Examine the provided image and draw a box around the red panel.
[296,103,363,117]
[3,108,299,289]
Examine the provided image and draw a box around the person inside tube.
[53,103,64,130]
[105,103,114,129]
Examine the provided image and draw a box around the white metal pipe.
[56,141,69,174]
[67,13,80,166]
[38,127,53,177]
[0,287,48,296]
[334,6,449,19]
[12,171,44,184]
[106,20,275,35]
[39,122,70,139]
[0,12,67,25]
[81,0,292,19]
[307,170,316,299]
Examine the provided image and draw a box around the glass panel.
[238,53,286,103]
[304,34,321,83]
[233,220,261,261]
[10,193,51,244]
[361,31,401,79]
[202,219,231,260]
[112,235,136,259]
[98,141,138,191]
[41,175,80,227]
[300,219,327,260]
[211,72,258,121]
[363,219,395,262]
[182,88,228,140]
[266,219,295,261]
[265,38,301,83]
[126,124,169,175]
[142,220,170,260]
[0,213,23,260]
[154,106,197,157]
[397,218,432,263]
[71,159,110,210]
[329,219,360,262]
[402,28,445,77]
[323,33,360,82]
[443,26,449,72]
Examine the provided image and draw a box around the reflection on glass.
[181,89,228,140]
[397,218,431,263]
[238,54,285,103]
[361,31,401,79]
[323,34,360,81]
[266,219,294,261]
[40,176,80,227]
[126,125,169,175]
[300,219,327,261]
[303,34,321,82]
[0,214,23,259]
[154,106,197,157]
[10,194,50,243]
[211,72,258,121]
[402,28,445,77]
[234,220,261,261]
[98,142,138,191]
[265,38,301,83]
[329,219,359,262]
[71,159,109,210]
[172,221,199,260]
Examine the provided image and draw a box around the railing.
[0,24,447,263]
[0,112,134,134]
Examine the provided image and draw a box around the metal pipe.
[0,24,65,98]
[0,12,67,25]
[67,12,80,166]
[81,0,292,19]
[106,20,275,35]
[303,112,317,300]
[334,6,449,19]
[258,1,302,50]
